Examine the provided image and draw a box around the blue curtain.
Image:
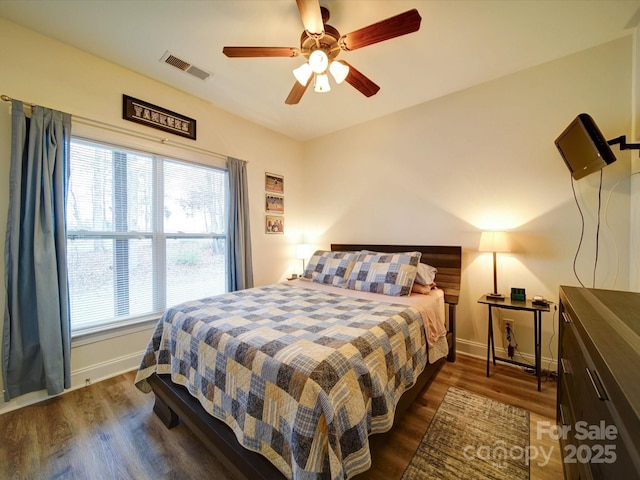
[2,100,72,401]
[227,157,253,291]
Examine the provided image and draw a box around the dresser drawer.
[558,381,593,480]
[560,321,610,417]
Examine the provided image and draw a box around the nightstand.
[477,295,550,391]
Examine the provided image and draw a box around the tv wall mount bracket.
[608,135,640,155]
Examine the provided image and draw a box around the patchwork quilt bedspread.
[135,283,439,479]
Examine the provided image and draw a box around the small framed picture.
[265,173,284,194]
[265,194,284,214]
[265,215,284,234]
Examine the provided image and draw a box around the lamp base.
[485,292,505,300]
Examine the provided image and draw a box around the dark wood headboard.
[330,244,462,306]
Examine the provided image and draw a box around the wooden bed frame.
[147,244,462,480]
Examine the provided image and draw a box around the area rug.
[401,387,530,480]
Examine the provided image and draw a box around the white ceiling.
[1,0,639,141]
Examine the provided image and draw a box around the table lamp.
[296,243,311,274]
[478,231,511,299]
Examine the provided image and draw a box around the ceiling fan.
[222,0,422,105]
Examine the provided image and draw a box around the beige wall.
[631,28,640,291]
[300,36,634,363]
[0,17,636,412]
[0,18,303,412]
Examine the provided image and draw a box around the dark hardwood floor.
[0,354,562,479]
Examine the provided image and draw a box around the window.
[66,138,227,334]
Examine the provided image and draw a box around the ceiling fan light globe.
[308,50,329,74]
[329,60,349,84]
[293,63,313,86]
[314,73,331,93]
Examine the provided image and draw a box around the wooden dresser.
[558,286,640,479]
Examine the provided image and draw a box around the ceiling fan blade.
[339,9,422,51]
[296,0,324,36]
[341,61,380,97]
[223,47,299,58]
[285,81,311,105]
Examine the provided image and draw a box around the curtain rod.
[1,94,236,162]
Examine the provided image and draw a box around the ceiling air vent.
[160,51,212,81]
[185,65,210,81]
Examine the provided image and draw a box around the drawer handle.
[585,368,607,401]
[559,403,568,426]
[562,312,572,324]
[560,358,571,375]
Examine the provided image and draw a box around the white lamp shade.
[308,50,328,74]
[314,73,331,93]
[296,244,311,260]
[478,231,511,253]
[293,63,313,86]
[329,60,349,84]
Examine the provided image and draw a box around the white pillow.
[415,263,437,285]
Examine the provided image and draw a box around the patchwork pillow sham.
[301,250,357,287]
[346,250,422,296]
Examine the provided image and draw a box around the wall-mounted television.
[554,113,616,180]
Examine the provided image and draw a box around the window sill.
[71,315,160,347]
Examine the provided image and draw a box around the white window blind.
[66,138,228,334]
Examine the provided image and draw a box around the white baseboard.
[70,350,144,388]
[0,350,144,415]
[1,337,558,415]
[456,338,558,373]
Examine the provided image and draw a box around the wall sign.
[122,94,197,140]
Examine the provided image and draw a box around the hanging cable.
[570,175,586,287]
[545,305,557,380]
[593,170,603,288]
